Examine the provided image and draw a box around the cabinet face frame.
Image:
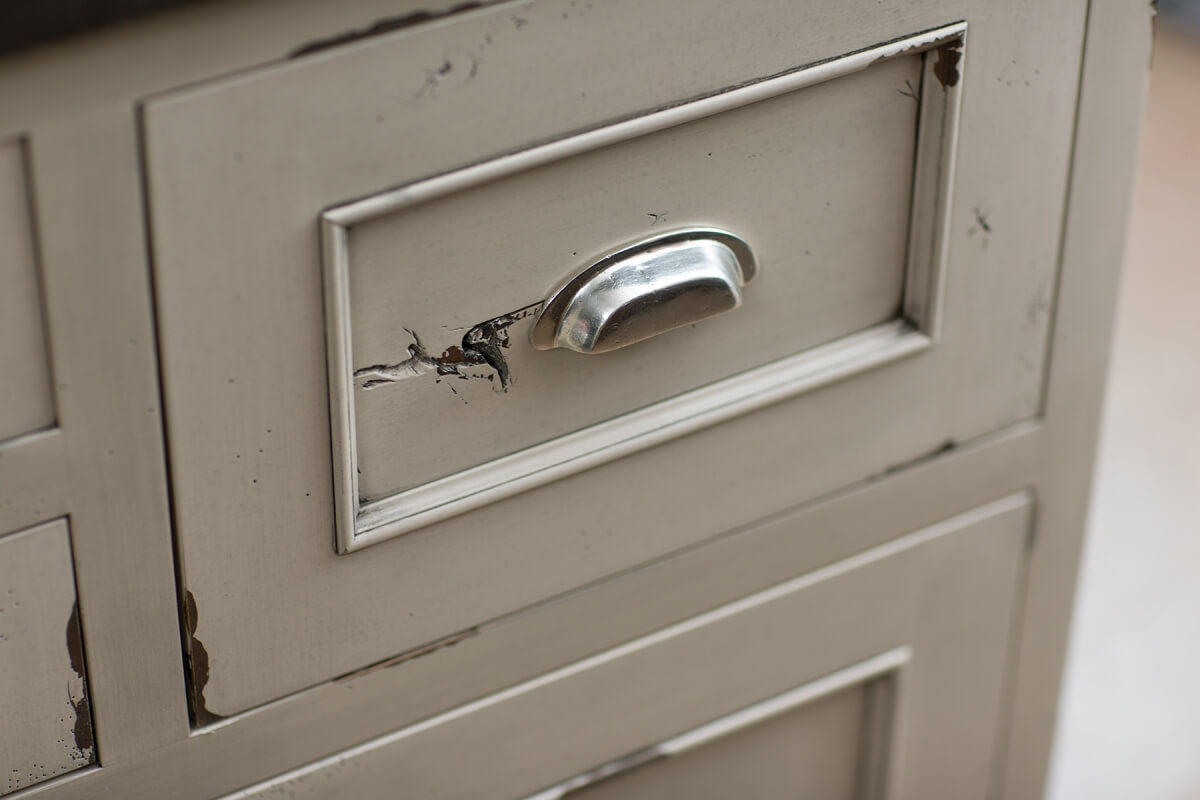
[322,23,966,553]
[0,0,1148,796]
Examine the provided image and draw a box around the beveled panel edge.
[520,647,912,800]
[323,22,967,553]
[350,322,931,551]
[903,31,965,339]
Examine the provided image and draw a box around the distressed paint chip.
[354,303,540,393]
[183,590,225,726]
[933,41,963,88]
[335,626,480,684]
[869,439,958,482]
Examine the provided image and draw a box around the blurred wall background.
[1048,8,1200,800]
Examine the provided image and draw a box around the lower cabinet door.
[530,663,892,800]
[225,494,1031,800]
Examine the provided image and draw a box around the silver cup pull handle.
[529,228,758,355]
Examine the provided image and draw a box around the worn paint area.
[0,521,95,793]
[288,2,488,58]
[354,303,540,393]
[64,603,95,760]
[334,626,479,684]
[183,590,224,726]
[868,439,958,483]
[968,207,993,251]
[933,41,963,88]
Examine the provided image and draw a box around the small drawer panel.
[346,53,919,500]
[328,41,946,550]
[0,138,55,444]
[0,519,95,795]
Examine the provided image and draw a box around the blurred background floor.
[1047,15,1200,800]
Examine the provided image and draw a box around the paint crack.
[354,303,539,393]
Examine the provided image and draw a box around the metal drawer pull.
[529,228,758,354]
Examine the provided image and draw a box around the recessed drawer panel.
[145,0,1086,717]
[328,39,949,550]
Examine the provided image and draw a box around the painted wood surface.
[0,520,94,795]
[0,0,1146,796]
[143,0,1085,717]
[223,496,1030,799]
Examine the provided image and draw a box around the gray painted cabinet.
[0,0,1149,798]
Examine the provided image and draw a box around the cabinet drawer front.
[326,30,955,551]
[144,0,1085,716]
[222,495,1031,799]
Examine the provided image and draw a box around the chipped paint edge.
[182,590,226,726]
[350,322,931,550]
[322,23,966,554]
